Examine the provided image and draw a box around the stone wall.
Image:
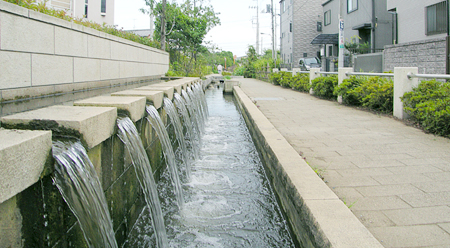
[0,78,200,247]
[0,1,169,97]
[384,37,446,74]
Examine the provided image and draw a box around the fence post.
[393,67,419,120]
[338,68,353,104]
[292,68,300,76]
[309,68,320,95]
[281,68,288,72]
[272,68,279,73]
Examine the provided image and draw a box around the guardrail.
[272,67,449,120]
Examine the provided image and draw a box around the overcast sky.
[114,0,278,57]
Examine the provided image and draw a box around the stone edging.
[233,85,383,247]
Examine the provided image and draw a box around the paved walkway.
[238,78,450,248]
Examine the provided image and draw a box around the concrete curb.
[233,85,383,248]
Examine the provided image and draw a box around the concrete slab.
[0,128,52,204]
[1,105,116,148]
[111,90,164,109]
[74,96,146,122]
[135,85,174,100]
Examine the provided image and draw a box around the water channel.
[125,85,295,247]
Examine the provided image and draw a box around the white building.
[43,0,114,26]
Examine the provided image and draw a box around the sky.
[114,0,279,57]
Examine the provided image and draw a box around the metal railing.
[408,73,450,80]
[346,72,394,77]
[316,71,338,75]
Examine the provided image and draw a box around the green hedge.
[334,76,394,113]
[402,80,450,137]
[311,75,338,99]
[291,73,310,92]
[268,72,310,92]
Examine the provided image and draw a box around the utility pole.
[338,0,344,68]
[256,0,260,55]
[271,0,275,63]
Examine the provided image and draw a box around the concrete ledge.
[135,85,175,100]
[233,86,383,248]
[111,90,164,109]
[0,128,52,204]
[74,96,146,122]
[1,105,117,148]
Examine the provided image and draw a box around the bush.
[222,71,232,76]
[334,76,365,105]
[268,72,282,85]
[291,73,310,92]
[311,75,338,99]
[233,65,245,76]
[279,71,293,87]
[402,80,450,136]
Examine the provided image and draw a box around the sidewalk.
[238,78,450,248]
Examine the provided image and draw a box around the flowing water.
[126,84,295,247]
[146,105,184,208]
[52,141,118,248]
[164,97,191,180]
[117,117,169,248]
[174,92,200,161]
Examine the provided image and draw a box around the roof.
[310,33,338,45]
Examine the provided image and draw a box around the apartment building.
[279,0,323,69]
[43,0,114,26]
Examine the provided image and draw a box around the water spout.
[52,141,118,248]
[163,97,191,180]
[173,92,200,161]
[146,105,184,208]
[117,117,169,248]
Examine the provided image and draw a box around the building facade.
[279,0,323,69]
[42,0,114,26]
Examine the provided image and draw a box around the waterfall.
[193,83,209,121]
[163,97,191,180]
[173,92,200,161]
[146,105,184,208]
[182,89,204,133]
[52,141,118,248]
[117,117,168,248]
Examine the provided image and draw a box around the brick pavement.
[238,78,450,248]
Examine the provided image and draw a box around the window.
[290,22,292,32]
[283,1,286,13]
[324,10,331,26]
[84,0,88,18]
[101,0,106,14]
[426,1,447,35]
[347,0,357,13]
[317,21,322,31]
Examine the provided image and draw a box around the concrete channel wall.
[233,86,383,247]
[0,77,201,247]
[0,1,169,102]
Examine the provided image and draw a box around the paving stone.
[372,174,433,185]
[386,165,443,174]
[370,225,450,247]
[400,192,450,207]
[349,196,411,211]
[337,168,394,177]
[413,181,450,193]
[326,176,381,187]
[355,184,424,197]
[352,210,396,228]
[383,206,450,225]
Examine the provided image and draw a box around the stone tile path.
[238,78,450,248]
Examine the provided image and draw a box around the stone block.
[135,86,175,100]
[0,128,52,204]
[223,80,239,94]
[1,105,117,148]
[87,36,111,59]
[31,54,74,86]
[112,90,164,109]
[74,57,101,83]
[1,85,54,102]
[111,41,128,61]
[0,51,32,90]
[0,1,29,17]
[393,67,418,119]
[74,96,146,122]
[0,196,22,247]
[370,225,450,247]
[28,9,72,29]
[0,12,54,54]
[55,26,88,57]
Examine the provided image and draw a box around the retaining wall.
[0,77,200,247]
[0,1,169,102]
[384,37,446,74]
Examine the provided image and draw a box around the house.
[312,0,393,72]
[41,0,114,26]
[279,0,323,69]
[384,0,448,74]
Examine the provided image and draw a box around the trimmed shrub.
[291,73,310,92]
[334,76,365,105]
[402,80,450,137]
[279,71,293,87]
[268,72,282,85]
[311,75,338,99]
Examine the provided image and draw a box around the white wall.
[0,1,169,92]
[387,0,447,43]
